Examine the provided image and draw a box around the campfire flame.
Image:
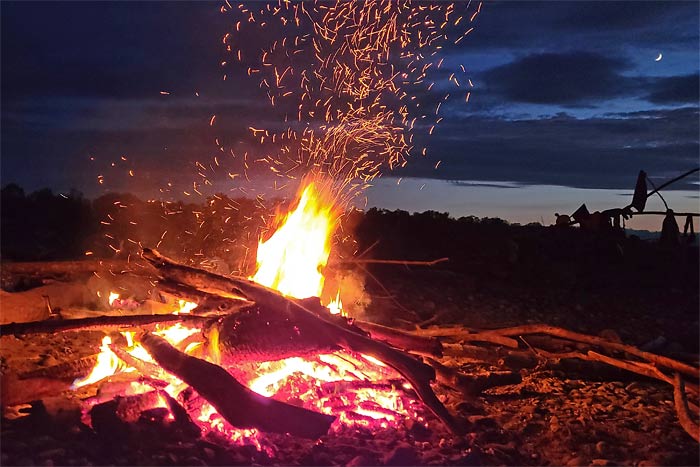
[72,336,121,389]
[252,181,338,300]
[77,183,415,444]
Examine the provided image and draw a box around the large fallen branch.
[139,332,335,439]
[0,313,217,336]
[351,320,443,356]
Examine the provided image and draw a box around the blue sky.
[2,1,698,230]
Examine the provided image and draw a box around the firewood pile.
[1,251,698,466]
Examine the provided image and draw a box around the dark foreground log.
[139,333,335,439]
[142,248,460,433]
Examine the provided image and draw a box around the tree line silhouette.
[2,184,696,292]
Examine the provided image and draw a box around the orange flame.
[72,336,120,388]
[252,181,338,299]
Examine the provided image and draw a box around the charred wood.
[156,279,251,315]
[139,332,335,439]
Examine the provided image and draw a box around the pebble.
[550,415,560,433]
[565,456,588,466]
[202,447,216,461]
[595,441,607,455]
[346,454,378,466]
[37,448,66,459]
[383,444,418,466]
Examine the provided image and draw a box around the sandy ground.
[1,263,698,466]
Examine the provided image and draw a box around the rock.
[565,456,588,466]
[347,454,379,466]
[183,456,205,466]
[590,459,613,466]
[598,329,622,343]
[595,441,607,455]
[37,448,65,462]
[467,415,500,430]
[383,444,418,466]
[624,382,643,392]
[549,415,560,433]
[202,447,216,461]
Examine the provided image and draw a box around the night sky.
[2,1,698,229]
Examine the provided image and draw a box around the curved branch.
[674,373,700,442]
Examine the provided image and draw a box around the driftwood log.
[139,332,335,439]
[350,320,443,357]
[0,313,217,336]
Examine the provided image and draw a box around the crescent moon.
[655,53,663,62]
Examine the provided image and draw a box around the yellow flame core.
[252,182,337,299]
[108,292,120,307]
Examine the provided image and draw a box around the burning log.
[18,355,101,380]
[214,305,340,362]
[156,279,251,315]
[138,332,336,439]
[142,248,461,433]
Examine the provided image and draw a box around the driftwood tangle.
[142,248,461,433]
[3,252,698,442]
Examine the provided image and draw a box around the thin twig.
[341,257,449,266]
[478,324,699,378]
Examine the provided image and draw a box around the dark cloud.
[397,107,700,190]
[556,1,687,31]
[1,1,225,100]
[459,0,698,51]
[646,74,700,104]
[481,52,631,104]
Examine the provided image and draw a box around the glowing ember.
[252,181,338,299]
[154,323,199,345]
[174,299,198,314]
